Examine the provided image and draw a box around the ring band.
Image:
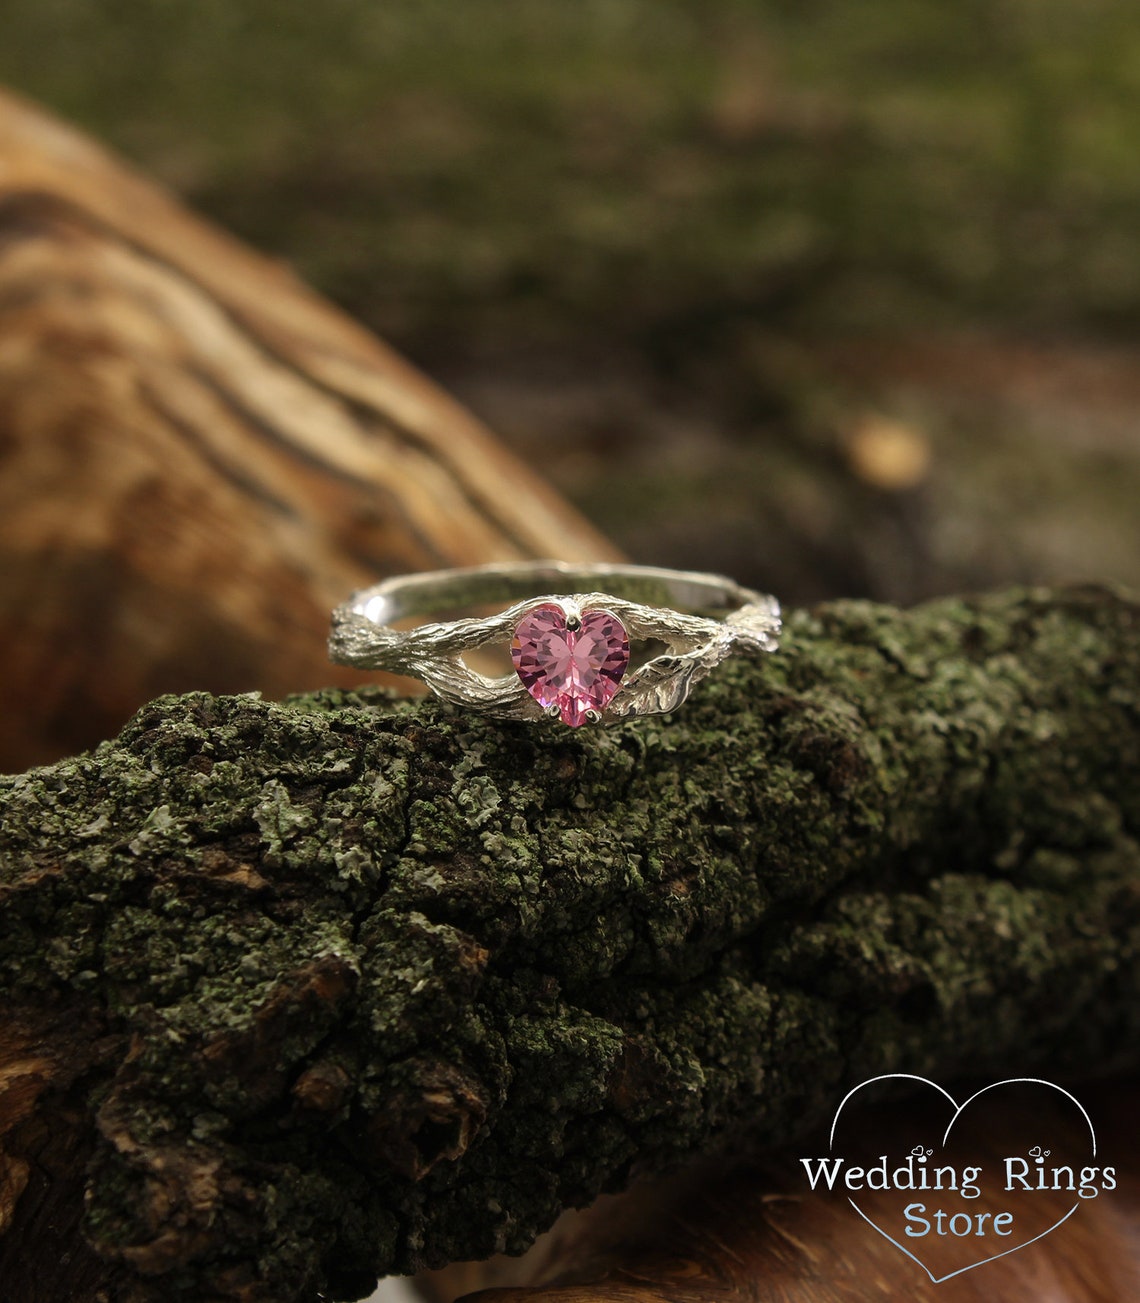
[328,561,780,727]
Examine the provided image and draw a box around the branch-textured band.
[329,561,782,723]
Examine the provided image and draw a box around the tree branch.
[0,85,617,770]
[1,585,1138,1302]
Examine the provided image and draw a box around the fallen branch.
[1,585,1138,1302]
[0,85,616,770]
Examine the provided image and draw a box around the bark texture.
[0,85,617,772]
[1,586,1138,1302]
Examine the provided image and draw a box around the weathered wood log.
[1,585,1137,1302]
[0,85,617,772]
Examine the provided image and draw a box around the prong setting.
[512,603,629,726]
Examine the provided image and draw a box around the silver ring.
[328,560,780,727]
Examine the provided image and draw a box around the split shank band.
[328,560,780,726]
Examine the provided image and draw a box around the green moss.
[0,587,1138,1301]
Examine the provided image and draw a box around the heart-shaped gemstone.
[511,604,629,727]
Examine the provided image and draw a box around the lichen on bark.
[1,585,1138,1302]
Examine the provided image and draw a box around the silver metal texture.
[329,560,780,725]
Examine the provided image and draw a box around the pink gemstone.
[511,604,629,727]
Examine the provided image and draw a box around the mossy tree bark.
[1,586,1138,1302]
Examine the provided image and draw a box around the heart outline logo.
[828,1074,1097,1284]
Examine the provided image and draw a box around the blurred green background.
[4,0,1140,603]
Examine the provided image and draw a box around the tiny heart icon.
[813,1074,1106,1284]
[511,604,629,727]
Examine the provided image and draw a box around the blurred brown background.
[3,0,1138,609]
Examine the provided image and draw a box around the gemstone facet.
[511,604,629,726]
